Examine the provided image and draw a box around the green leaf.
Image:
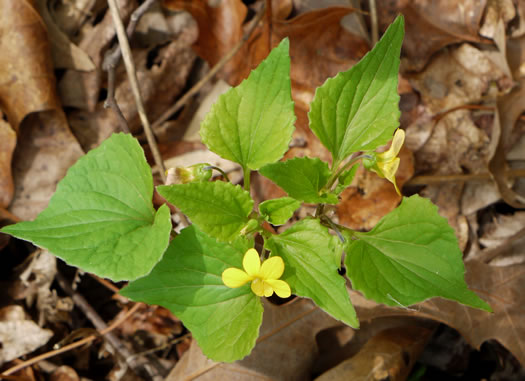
[335,164,359,195]
[259,197,301,225]
[308,15,404,163]
[0,133,171,281]
[259,157,338,204]
[345,195,492,311]
[266,219,358,327]
[200,38,296,170]
[157,181,254,242]
[120,226,263,362]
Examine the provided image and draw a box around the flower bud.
[165,163,212,185]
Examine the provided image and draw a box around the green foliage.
[259,197,301,225]
[335,163,359,194]
[200,38,295,171]
[309,15,403,164]
[345,195,491,311]
[1,15,492,364]
[259,157,338,204]
[121,226,263,362]
[0,133,171,281]
[157,181,254,242]
[266,219,358,327]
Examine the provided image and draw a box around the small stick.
[0,302,142,376]
[369,0,378,45]
[406,169,525,185]
[55,273,158,379]
[107,0,166,181]
[102,0,157,134]
[151,1,267,129]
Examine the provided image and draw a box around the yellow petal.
[263,282,274,297]
[251,278,265,296]
[377,129,405,162]
[265,279,291,298]
[390,129,405,156]
[222,268,252,288]
[382,157,400,181]
[260,256,285,280]
[382,158,401,195]
[243,248,261,277]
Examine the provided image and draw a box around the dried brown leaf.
[58,1,137,111]
[162,0,248,84]
[378,0,487,71]
[10,110,83,220]
[315,326,433,381]
[0,0,60,130]
[337,145,414,231]
[0,305,53,365]
[0,118,16,208]
[489,81,525,208]
[35,0,96,71]
[352,260,525,366]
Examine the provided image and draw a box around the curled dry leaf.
[0,0,84,219]
[162,0,248,84]
[0,305,53,365]
[34,0,96,72]
[0,0,60,130]
[10,110,84,220]
[58,1,137,111]
[352,259,525,366]
[68,28,197,150]
[377,0,487,71]
[167,299,342,381]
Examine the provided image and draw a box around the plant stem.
[204,165,230,182]
[243,166,251,191]
[326,154,368,190]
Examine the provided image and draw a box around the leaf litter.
[0,0,524,379]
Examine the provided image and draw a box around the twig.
[369,0,378,45]
[0,302,142,376]
[55,273,158,379]
[129,332,191,360]
[102,0,157,134]
[151,1,267,130]
[107,0,166,181]
[406,169,525,185]
[103,58,130,133]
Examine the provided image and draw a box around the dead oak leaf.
[352,260,525,366]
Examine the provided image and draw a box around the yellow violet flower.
[363,129,405,195]
[222,248,291,298]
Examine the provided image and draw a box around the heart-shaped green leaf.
[259,157,338,204]
[1,133,172,281]
[157,181,254,242]
[309,15,404,164]
[266,218,358,327]
[200,38,296,170]
[345,195,492,311]
[259,197,301,225]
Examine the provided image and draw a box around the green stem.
[326,154,369,190]
[204,165,230,182]
[243,166,251,191]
